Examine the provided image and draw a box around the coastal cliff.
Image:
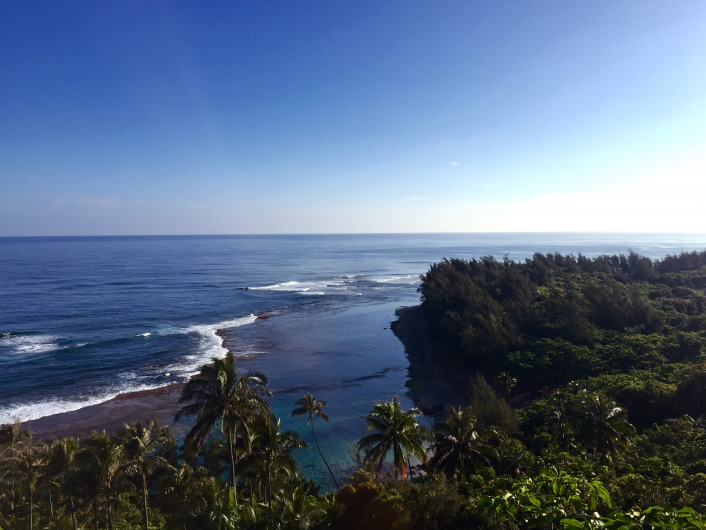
[391,305,472,415]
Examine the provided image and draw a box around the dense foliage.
[2,250,706,529]
[419,251,706,420]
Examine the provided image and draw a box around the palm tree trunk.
[70,496,78,530]
[266,459,272,528]
[11,441,16,529]
[227,423,237,507]
[107,479,113,530]
[311,421,339,489]
[49,485,54,517]
[142,473,149,530]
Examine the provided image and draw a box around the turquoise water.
[2,233,706,488]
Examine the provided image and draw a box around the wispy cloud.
[450,162,459,166]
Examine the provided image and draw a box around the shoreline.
[392,305,471,416]
[20,312,282,440]
[25,383,186,441]
[18,306,455,440]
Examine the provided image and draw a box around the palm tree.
[493,372,517,401]
[47,437,80,530]
[429,405,495,481]
[572,392,635,456]
[546,392,575,449]
[160,462,208,530]
[274,482,331,530]
[176,352,270,505]
[357,396,429,480]
[14,442,47,530]
[81,431,124,530]
[237,414,309,515]
[292,393,339,490]
[121,418,172,530]
[0,418,31,525]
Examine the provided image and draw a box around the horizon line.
[2,231,706,239]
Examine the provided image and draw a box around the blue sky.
[1,1,705,235]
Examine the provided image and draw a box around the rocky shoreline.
[25,383,186,441]
[392,305,472,416]
[22,305,458,440]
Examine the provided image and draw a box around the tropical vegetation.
[2,250,706,529]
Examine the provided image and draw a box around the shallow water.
[2,233,706,487]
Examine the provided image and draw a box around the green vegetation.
[2,250,706,529]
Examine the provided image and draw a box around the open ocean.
[2,233,706,487]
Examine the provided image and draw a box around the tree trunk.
[11,441,16,528]
[227,423,237,507]
[266,459,272,529]
[70,496,78,530]
[29,488,33,530]
[94,500,99,530]
[311,421,339,489]
[49,484,54,517]
[107,479,113,530]
[142,473,149,530]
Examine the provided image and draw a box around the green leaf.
[560,518,587,529]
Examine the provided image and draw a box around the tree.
[47,437,80,530]
[13,442,47,530]
[494,372,518,400]
[468,374,521,434]
[159,462,208,530]
[572,392,634,456]
[80,431,124,530]
[121,418,172,530]
[0,418,31,525]
[429,405,495,481]
[292,393,340,490]
[176,351,270,505]
[357,396,429,480]
[237,414,308,516]
[545,392,576,450]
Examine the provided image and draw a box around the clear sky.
[1,1,705,235]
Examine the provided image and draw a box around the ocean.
[2,233,705,487]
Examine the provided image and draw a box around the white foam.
[61,343,88,350]
[248,279,350,295]
[138,333,151,337]
[172,314,258,377]
[0,313,262,424]
[373,275,413,284]
[3,334,60,355]
[249,281,311,292]
[0,382,171,424]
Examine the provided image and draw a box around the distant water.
[1,233,705,486]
